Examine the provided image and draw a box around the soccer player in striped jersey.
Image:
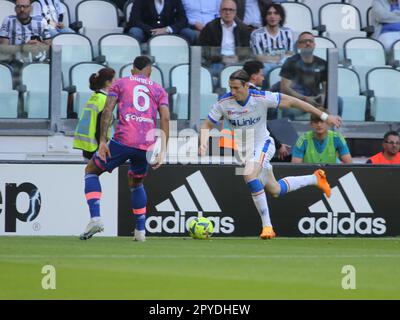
[199,70,342,239]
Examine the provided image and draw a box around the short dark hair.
[243,60,264,77]
[133,56,152,70]
[298,31,314,40]
[263,3,286,27]
[229,69,250,84]
[383,130,400,141]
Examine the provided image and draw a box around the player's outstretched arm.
[98,95,117,162]
[199,119,215,156]
[279,94,342,128]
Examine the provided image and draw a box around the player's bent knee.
[85,159,103,175]
[267,183,281,198]
[128,176,144,188]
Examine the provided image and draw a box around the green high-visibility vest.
[73,92,110,152]
[303,130,337,164]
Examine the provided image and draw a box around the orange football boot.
[260,226,276,239]
[314,169,331,198]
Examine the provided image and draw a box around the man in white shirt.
[180,0,221,44]
[198,0,251,75]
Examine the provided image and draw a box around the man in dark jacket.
[198,0,251,74]
[126,0,189,43]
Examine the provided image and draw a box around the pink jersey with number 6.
[108,74,169,150]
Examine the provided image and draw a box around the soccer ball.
[188,217,214,239]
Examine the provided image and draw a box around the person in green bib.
[73,67,116,160]
[291,107,352,164]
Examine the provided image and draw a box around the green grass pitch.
[0,236,399,299]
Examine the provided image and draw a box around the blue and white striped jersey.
[0,15,51,45]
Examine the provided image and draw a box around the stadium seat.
[346,0,374,29]
[20,63,69,118]
[391,40,400,66]
[367,6,373,30]
[119,63,164,87]
[124,0,133,23]
[69,62,105,116]
[99,33,140,73]
[338,67,366,121]
[52,33,94,87]
[282,2,317,40]
[267,66,281,89]
[20,63,50,118]
[149,35,190,88]
[219,65,243,93]
[319,3,366,49]
[75,0,123,56]
[60,1,71,28]
[366,67,400,122]
[301,0,341,27]
[0,63,18,118]
[63,0,81,23]
[314,36,337,61]
[170,64,218,120]
[0,0,15,25]
[344,37,387,90]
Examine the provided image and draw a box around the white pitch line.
[0,254,400,260]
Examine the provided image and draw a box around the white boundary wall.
[0,163,118,236]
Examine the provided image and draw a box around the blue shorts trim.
[92,139,150,177]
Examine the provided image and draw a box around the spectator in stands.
[371,0,400,53]
[279,32,343,120]
[198,0,251,75]
[243,60,291,160]
[291,107,352,164]
[0,0,51,63]
[126,0,190,43]
[37,0,74,37]
[367,131,400,164]
[73,67,116,160]
[250,3,294,75]
[234,0,271,30]
[180,0,221,45]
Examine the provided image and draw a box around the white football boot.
[134,229,146,242]
[79,220,104,240]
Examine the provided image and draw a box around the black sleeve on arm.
[128,0,152,34]
[95,111,103,144]
[279,58,295,80]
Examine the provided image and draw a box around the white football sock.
[252,191,272,227]
[281,174,317,193]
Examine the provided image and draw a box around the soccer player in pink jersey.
[80,56,170,241]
